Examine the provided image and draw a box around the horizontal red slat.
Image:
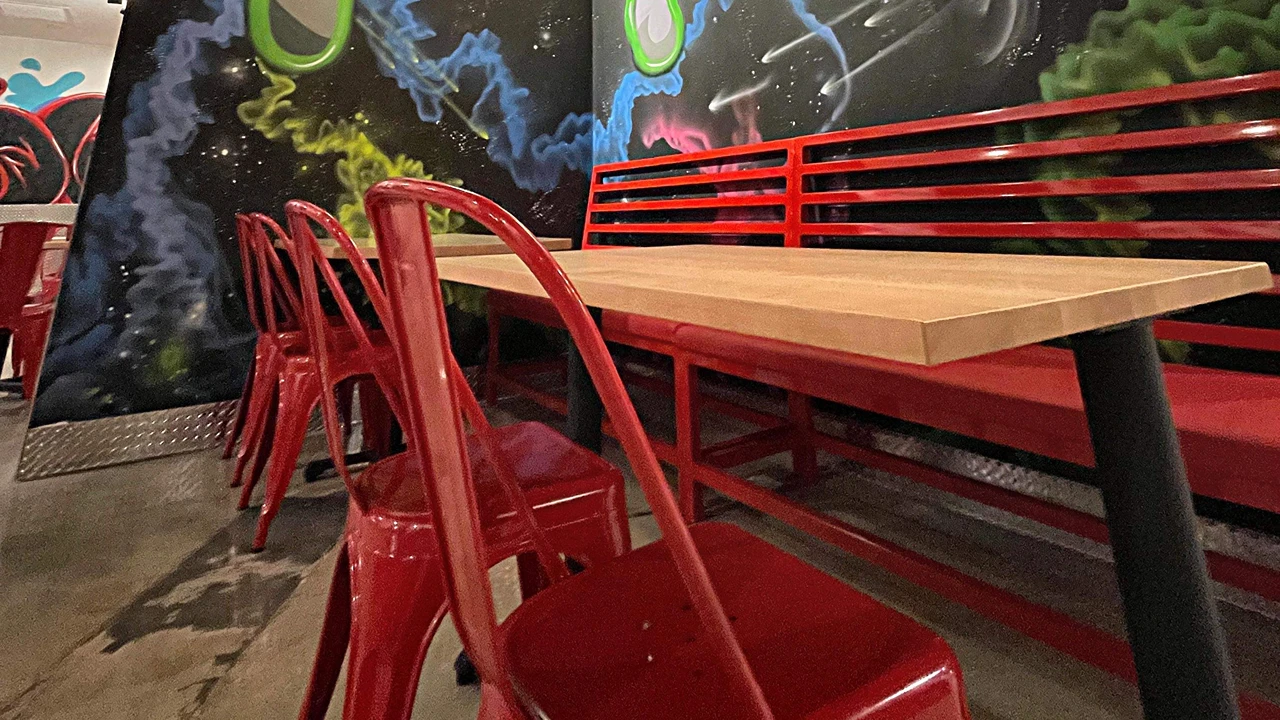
[800,220,1280,241]
[1154,320,1280,352]
[801,70,1280,150]
[800,169,1280,204]
[591,194,786,213]
[802,120,1280,175]
[587,222,785,235]
[593,141,791,175]
[593,166,788,194]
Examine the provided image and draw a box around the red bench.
[484,71,1280,715]
[581,72,1280,502]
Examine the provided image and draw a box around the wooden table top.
[0,204,78,225]
[291,233,572,260]
[435,246,1272,366]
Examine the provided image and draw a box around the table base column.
[1072,319,1238,720]
[565,307,604,453]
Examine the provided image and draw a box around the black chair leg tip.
[454,651,479,686]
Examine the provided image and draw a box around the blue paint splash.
[593,0,733,165]
[595,0,852,164]
[785,0,850,131]
[3,57,86,111]
[355,0,592,193]
[42,0,248,400]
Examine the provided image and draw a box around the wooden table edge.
[919,261,1274,365]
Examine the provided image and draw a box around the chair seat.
[502,522,966,720]
[358,421,622,519]
[676,325,1280,515]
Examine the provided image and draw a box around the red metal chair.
[364,178,971,720]
[226,213,378,549]
[283,199,631,719]
[224,213,308,484]
[1,220,65,396]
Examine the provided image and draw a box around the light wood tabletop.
[436,245,1272,366]
[292,233,572,260]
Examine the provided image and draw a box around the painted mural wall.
[33,0,593,424]
[595,0,1280,160]
[593,0,1280,375]
[0,1,121,205]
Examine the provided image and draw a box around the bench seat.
[676,325,1280,515]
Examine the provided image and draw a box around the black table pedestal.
[1073,319,1238,720]
[565,307,604,453]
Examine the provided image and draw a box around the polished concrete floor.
[0,381,1277,720]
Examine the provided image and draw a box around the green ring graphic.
[249,0,354,75]
[625,0,684,76]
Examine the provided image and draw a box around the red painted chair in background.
[225,214,381,549]
[11,228,70,398]
[284,200,632,720]
[225,214,317,488]
[365,178,970,720]
[0,220,66,397]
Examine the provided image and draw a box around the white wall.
[1,0,123,109]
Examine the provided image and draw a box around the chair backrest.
[234,213,304,337]
[0,222,61,327]
[283,202,406,506]
[282,200,575,583]
[366,179,774,719]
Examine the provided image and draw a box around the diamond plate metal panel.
[0,204,78,225]
[16,401,239,481]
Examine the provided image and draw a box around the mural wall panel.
[592,0,1280,376]
[33,0,593,424]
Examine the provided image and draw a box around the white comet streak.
[708,76,775,112]
[976,0,1020,64]
[821,0,955,95]
[864,0,930,28]
[760,0,879,64]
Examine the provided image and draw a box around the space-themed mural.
[595,0,1280,161]
[594,0,1280,375]
[27,0,1280,424]
[32,0,593,424]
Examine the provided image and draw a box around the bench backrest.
[584,71,1280,361]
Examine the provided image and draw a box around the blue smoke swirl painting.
[355,0,593,193]
[40,0,249,419]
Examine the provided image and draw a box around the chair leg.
[233,351,280,489]
[516,552,550,601]
[239,406,276,502]
[674,358,705,524]
[358,379,393,459]
[15,313,53,399]
[477,682,524,720]
[19,337,37,399]
[343,541,449,720]
[223,354,257,459]
[484,303,502,405]
[298,543,353,720]
[788,391,819,485]
[235,379,277,497]
[252,371,317,551]
[337,378,355,439]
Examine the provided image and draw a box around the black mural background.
[34,0,593,424]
